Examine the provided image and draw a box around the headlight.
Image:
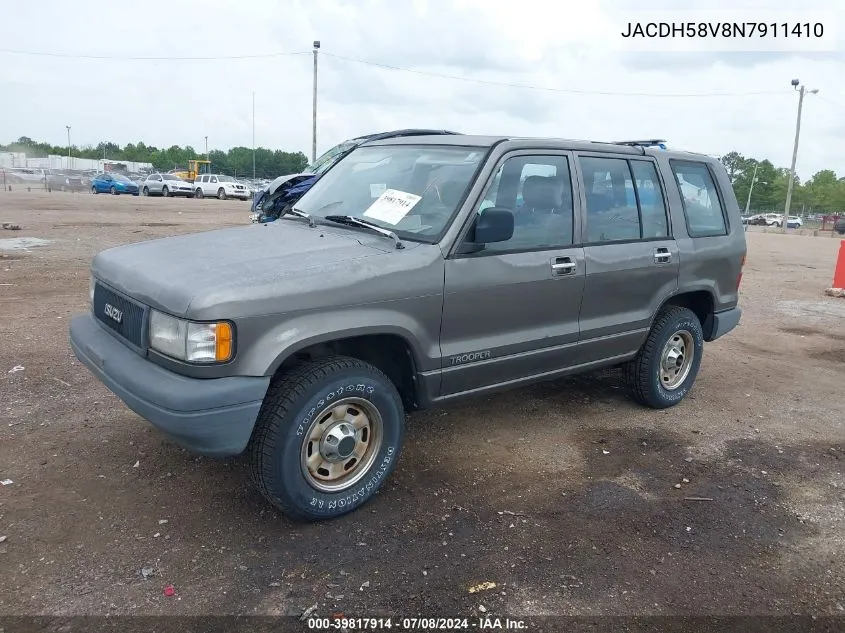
[149,310,234,363]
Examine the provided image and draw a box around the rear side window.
[670,161,727,237]
[578,156,669,243]
[630,161,669,238]
[579,156,639,243]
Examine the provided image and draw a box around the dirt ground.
[1,191,844,620]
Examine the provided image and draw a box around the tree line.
[720,151,845,215]
[1,137,309,180]
[3,137,844,211]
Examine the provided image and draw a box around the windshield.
[162,174,180,181]
[307,141,357,175]
[217,175,235,182]
[294,145,485,241]
[112,174,133,183]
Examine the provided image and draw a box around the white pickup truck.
[193,174,250,200]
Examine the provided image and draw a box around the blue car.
[251,129,459,223]
[91,172,140,196]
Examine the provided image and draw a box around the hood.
[91,221,407,318]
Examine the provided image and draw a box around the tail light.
[737,254,746,289]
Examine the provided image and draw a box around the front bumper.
[69,313,270,457]
[226,190,250,199]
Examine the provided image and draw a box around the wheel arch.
[267,330,424,412]
[655,289,717,341]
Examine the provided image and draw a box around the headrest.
[523,176,560,209]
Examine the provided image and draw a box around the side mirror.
[475,207,514,243]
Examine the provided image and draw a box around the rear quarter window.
[670,160,728,238]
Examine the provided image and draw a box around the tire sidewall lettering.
[278,371,402,518]
[653,316,704,404]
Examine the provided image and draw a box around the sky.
[1,0,844,180]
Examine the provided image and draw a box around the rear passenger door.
[574,154,679,364]
[440,152,586,396]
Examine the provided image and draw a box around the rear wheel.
[195,188,204,199]
[142,187,149,196]
[248,356,405,521]
[217,188,227,200]
[625,306,703,409]
[91,185,98,194]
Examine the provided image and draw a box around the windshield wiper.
[324,215,404,250]
[280,207,316,227]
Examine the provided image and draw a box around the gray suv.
[69,135,746,521]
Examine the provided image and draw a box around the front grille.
[93,283,146,348]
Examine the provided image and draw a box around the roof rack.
[614,139,667,149]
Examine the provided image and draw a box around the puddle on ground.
[0,237,51,252]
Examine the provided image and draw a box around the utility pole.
[783,79,818,230]
[744,163,759,216]
[204,136,208,158]
[312,40,320,164]
[252,91,256,180]
[65,126,71,170]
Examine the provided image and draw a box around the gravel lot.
[1,191,844,620]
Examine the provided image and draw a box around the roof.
[364,134,715,161]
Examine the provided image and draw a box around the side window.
[210,176,218,184]
[630,161,669,238]
[472,155,574,253]
[670,161,727,237]
[579,156,639,243]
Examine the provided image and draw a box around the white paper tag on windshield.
[369,183,387,198]
[363,189,421,225]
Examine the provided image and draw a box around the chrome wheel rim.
[300,397,383,493]
[659,329,694,390]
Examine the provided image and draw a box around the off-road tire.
[195,188,203,199]
[217,188,226,200]
[624,306,704,409]
[248,355,405,521]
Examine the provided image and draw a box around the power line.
[816,95,845,109]
[0,44,803,99]
[322,52,792,98]
[0,47,310,61]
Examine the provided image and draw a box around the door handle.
[654,247,672,264]
[551,256,577,276]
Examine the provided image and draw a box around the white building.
[0,152,152,173]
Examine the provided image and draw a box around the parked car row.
[86,172,253,200]
[743,213,802,228]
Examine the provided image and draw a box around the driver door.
[439,151,586,397]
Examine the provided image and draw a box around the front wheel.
[217,188,227,200]
[162,186,170,197]
[624,306,704,409]
[110,186,118,195]
[248,356,405,521]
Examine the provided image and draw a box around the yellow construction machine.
[171,160,211,182]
